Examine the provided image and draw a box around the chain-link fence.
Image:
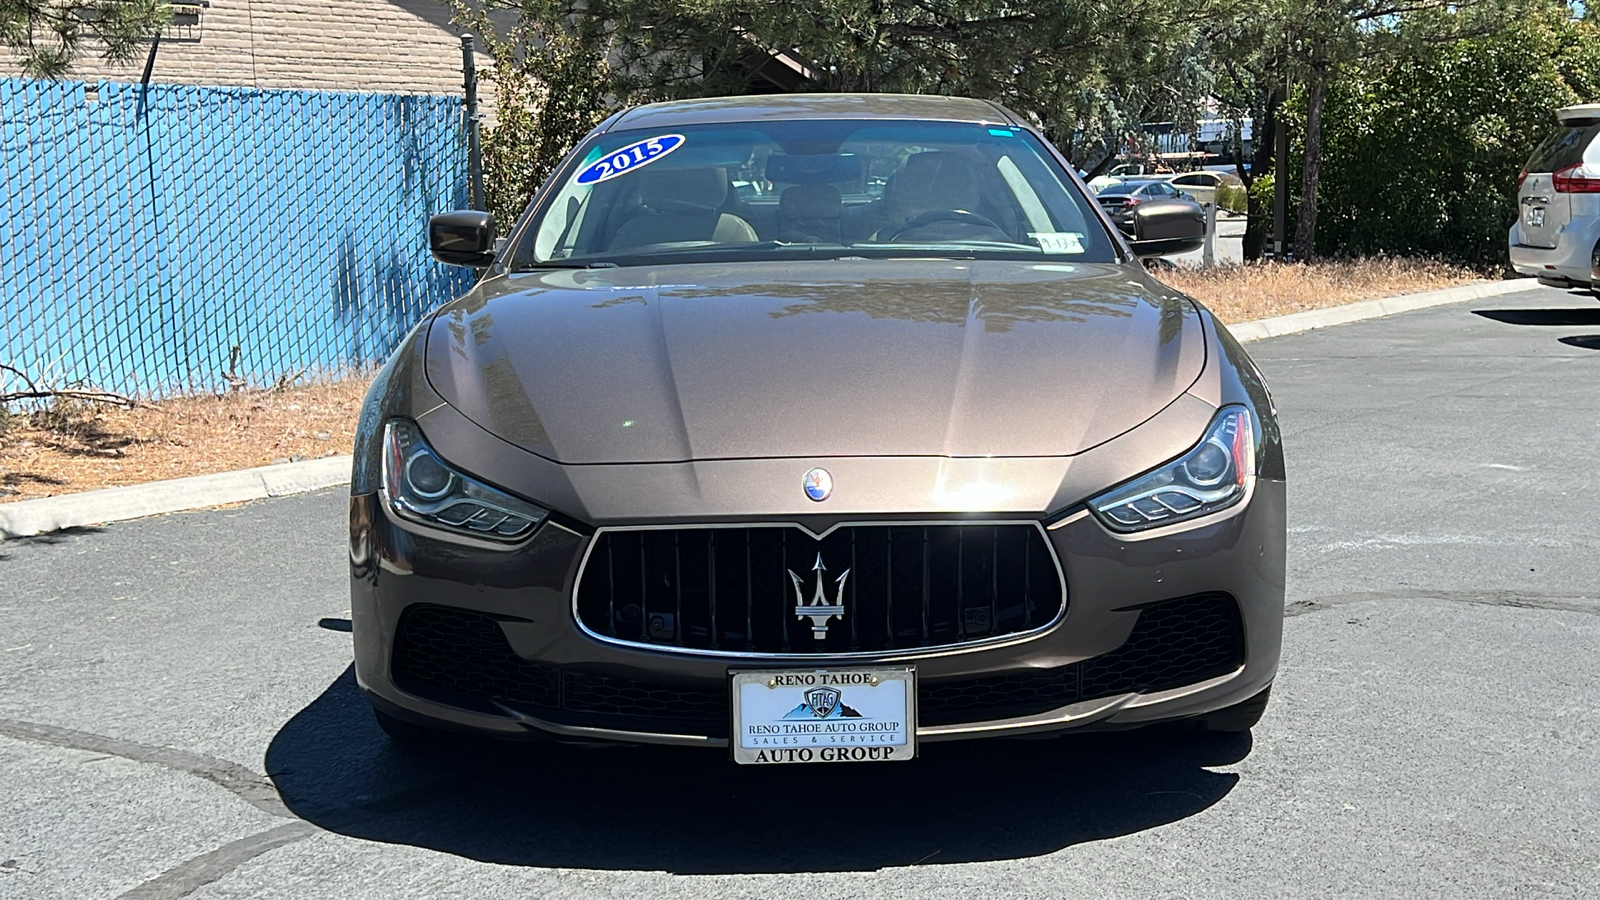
[0,78,474,399]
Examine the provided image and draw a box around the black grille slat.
[576,524,1064,654]
[884,528,895,650]
[779,536,791,652]
[605,539,616,636]
[673,532,683,646]
[1022,536,1032,628]
[707,531,719,651]
[989,528,999,640]
[743,531,753,652]
[919,527,931,644]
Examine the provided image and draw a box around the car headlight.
[382,419,548,541]
[1088,406,1256,533]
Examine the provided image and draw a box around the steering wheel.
[884,209,1006,241]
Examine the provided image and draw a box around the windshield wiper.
[520,260,619,270]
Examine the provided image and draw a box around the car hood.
[424,259,1205,464]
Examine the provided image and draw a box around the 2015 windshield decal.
[574,135,686,186]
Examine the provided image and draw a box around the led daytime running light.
[382,420,549,542]
[1089,406,1256,533]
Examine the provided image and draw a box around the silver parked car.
[1511,103,1600,291]
[1169,170,1244,208]
[352,94,1284,765]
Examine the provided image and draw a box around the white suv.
[1511,104,1600,291]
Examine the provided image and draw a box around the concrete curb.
[0,277,1548,538]
[0,455,352,539]
[1227,278,1538,343]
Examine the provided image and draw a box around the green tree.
[2,0,169,79]
[1208,0,1535,261]
[1311,11,1600,266]
[458,0,1224,218]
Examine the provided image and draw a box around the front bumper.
[350,475,1286,748]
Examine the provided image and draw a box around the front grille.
[920,592,1245,726]
[575,524,1064,654]
[393,593,1241,733]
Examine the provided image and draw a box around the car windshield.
[514,119,1117,268]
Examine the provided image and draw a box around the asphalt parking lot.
[2,282,1596,899]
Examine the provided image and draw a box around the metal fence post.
[1203,201,1217,267]
[461,33,484,212]
[1273,102,1288,260]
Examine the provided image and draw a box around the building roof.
[607,93,1022,131]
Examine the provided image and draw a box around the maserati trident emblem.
[789,553,848,640]
[803,467,832,502]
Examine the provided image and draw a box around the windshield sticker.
[574,134,686,186]
[1031,232,1085,254]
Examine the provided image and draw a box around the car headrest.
[780,184,842,220]
[637,167,728,211]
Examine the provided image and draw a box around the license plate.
[731,667,915,764]
[1527,207,1545,228]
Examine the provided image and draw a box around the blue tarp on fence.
[0,79,473,397]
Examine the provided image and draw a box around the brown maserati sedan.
[348,94,1285,764]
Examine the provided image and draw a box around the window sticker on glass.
[1031,232,1085,254]
[574,134,686,186]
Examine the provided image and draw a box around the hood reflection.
[425,260,1203,464]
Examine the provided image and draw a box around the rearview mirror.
[1127,200,1205,258]
[429,211,497,267]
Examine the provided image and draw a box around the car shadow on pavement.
[1472,308,1600,327]
[266,667,1247,874]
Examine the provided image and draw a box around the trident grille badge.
[789,553,848,640]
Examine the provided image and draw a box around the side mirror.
[1127,200,1205,258]
[429,211,497,267]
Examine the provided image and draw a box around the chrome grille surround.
[571,520,1068,659]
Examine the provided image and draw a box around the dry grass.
[0,257,1492,504]
[0,378,372,503]
[1158,256,1484,325]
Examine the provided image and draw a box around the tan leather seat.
[609,167,759,250]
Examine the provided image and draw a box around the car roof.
[606,93,1023,131]
[1556,104,1600,126]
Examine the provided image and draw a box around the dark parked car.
[1096,178,1207,236]
[352,94,1284,766]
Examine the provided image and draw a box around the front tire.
[1197,685,1272,732]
